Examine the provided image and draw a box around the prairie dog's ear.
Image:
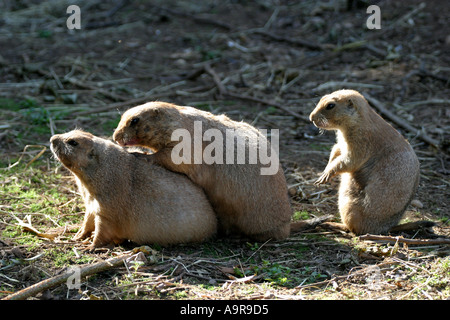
[347,98,355,109]
[140,106,160,119]
[88,148,95,159]
[150,107,160,116]
[345,91,368,110]
[87,145,100,164]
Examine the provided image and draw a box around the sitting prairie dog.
[309,89,420,235]
[50,130,217,249]
[113,102,292,241]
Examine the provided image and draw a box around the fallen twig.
[404,99,450,108]
[203,64,310,122]
[29,67,129,102]
[290,214,335,234]
[2,252,135,300]
[158,6,232,31]
[2,145,47,170]
[9,213,58,240]
[313,81,383,92]
[250,29,325,50]
[359,234,450,245]
[74,91,178,116]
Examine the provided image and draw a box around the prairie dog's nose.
[50,134,61,144]
[112,129,121,143]
[309,109,317,122]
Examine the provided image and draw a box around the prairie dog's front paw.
[73,229,92,241]
[315,171,332,185]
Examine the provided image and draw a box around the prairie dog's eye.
[67,139,78,146]
[326,103,336,110]
[130,117,139,126]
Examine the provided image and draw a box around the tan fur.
[113,102,292,241]
[309,89,420,235]
[50,130,217,249]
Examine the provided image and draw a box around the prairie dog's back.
[113,102,292,241]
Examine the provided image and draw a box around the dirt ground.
[0,0,449,302]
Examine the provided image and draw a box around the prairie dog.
[309,89,420,234]
[50,130,216,249]
[113,102,292,241]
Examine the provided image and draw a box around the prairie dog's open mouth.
[118,138,140,147]
[312,118,329,129]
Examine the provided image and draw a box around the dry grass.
[0,0,449,302]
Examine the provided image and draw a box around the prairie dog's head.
[113,101,180,151]
[50,130,101,176]
[309,89,368,131]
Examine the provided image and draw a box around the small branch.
[203,64,227,96]
[9,213,57,240]
[359,234,450,245]
[3,145,47,170]
[29,68,129,102]
[74,70,209,116]
[297,51,341,69]
[313,81,383,92]
[290,215,335,233]
[74,91,179,116]
[203,64,310,123]
[251,29,325,51]
[228,92,310,123]
[404,99,450,108]
[2,252,134,300]
[158,6,232,31]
